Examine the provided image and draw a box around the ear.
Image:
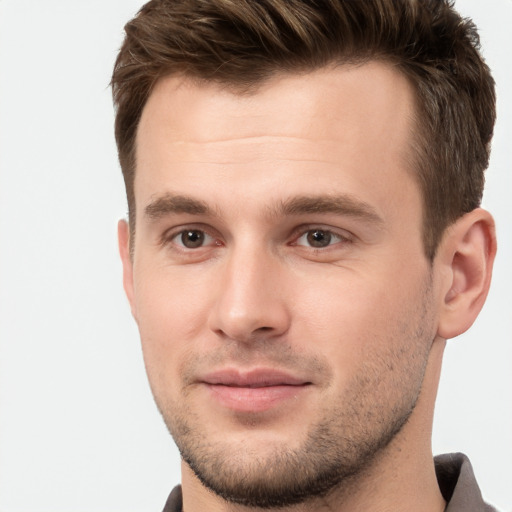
[437,208,496,339]
[118,219,138,321]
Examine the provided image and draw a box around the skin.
[119,62,496,511]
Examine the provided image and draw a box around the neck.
[181,338,447,512]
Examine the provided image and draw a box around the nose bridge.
[208,239,289,342]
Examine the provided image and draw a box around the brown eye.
[180,230,206,248]
[306,229,332,248]
[295,228,349,249]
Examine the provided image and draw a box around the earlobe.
[118,219,137,321]
[437,208,496,340]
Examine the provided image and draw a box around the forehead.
[138,61,416,149]
[135,62,419,220]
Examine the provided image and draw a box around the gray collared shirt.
[435,453,498,511]
[162,452,498,511]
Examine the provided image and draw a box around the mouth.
[199,368,312,413]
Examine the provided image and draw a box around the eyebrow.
[275,195,384,225]
[144,192,383,226]
[144,193,215,219]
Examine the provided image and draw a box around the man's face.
[123,62,441,507]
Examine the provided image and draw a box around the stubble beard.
[150,281,435,509]
[166,389,419,509]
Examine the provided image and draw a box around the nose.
[207,245,291,344]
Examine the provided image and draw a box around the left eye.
[295,229,345,248]
[173,229,214,249]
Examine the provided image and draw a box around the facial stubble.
[150,280,436,509]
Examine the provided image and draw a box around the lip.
[200,368,312,413]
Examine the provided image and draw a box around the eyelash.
[161,225,353,253]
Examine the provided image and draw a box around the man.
[111,1,498,511]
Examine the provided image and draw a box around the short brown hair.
[111,0,495,260]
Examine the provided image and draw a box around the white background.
[0,1,510,510]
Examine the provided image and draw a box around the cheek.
[293,270,396,335]
[291,267,430,371]
[298,279,434,423]
[135,260,211,331]
[133,267,213,387]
